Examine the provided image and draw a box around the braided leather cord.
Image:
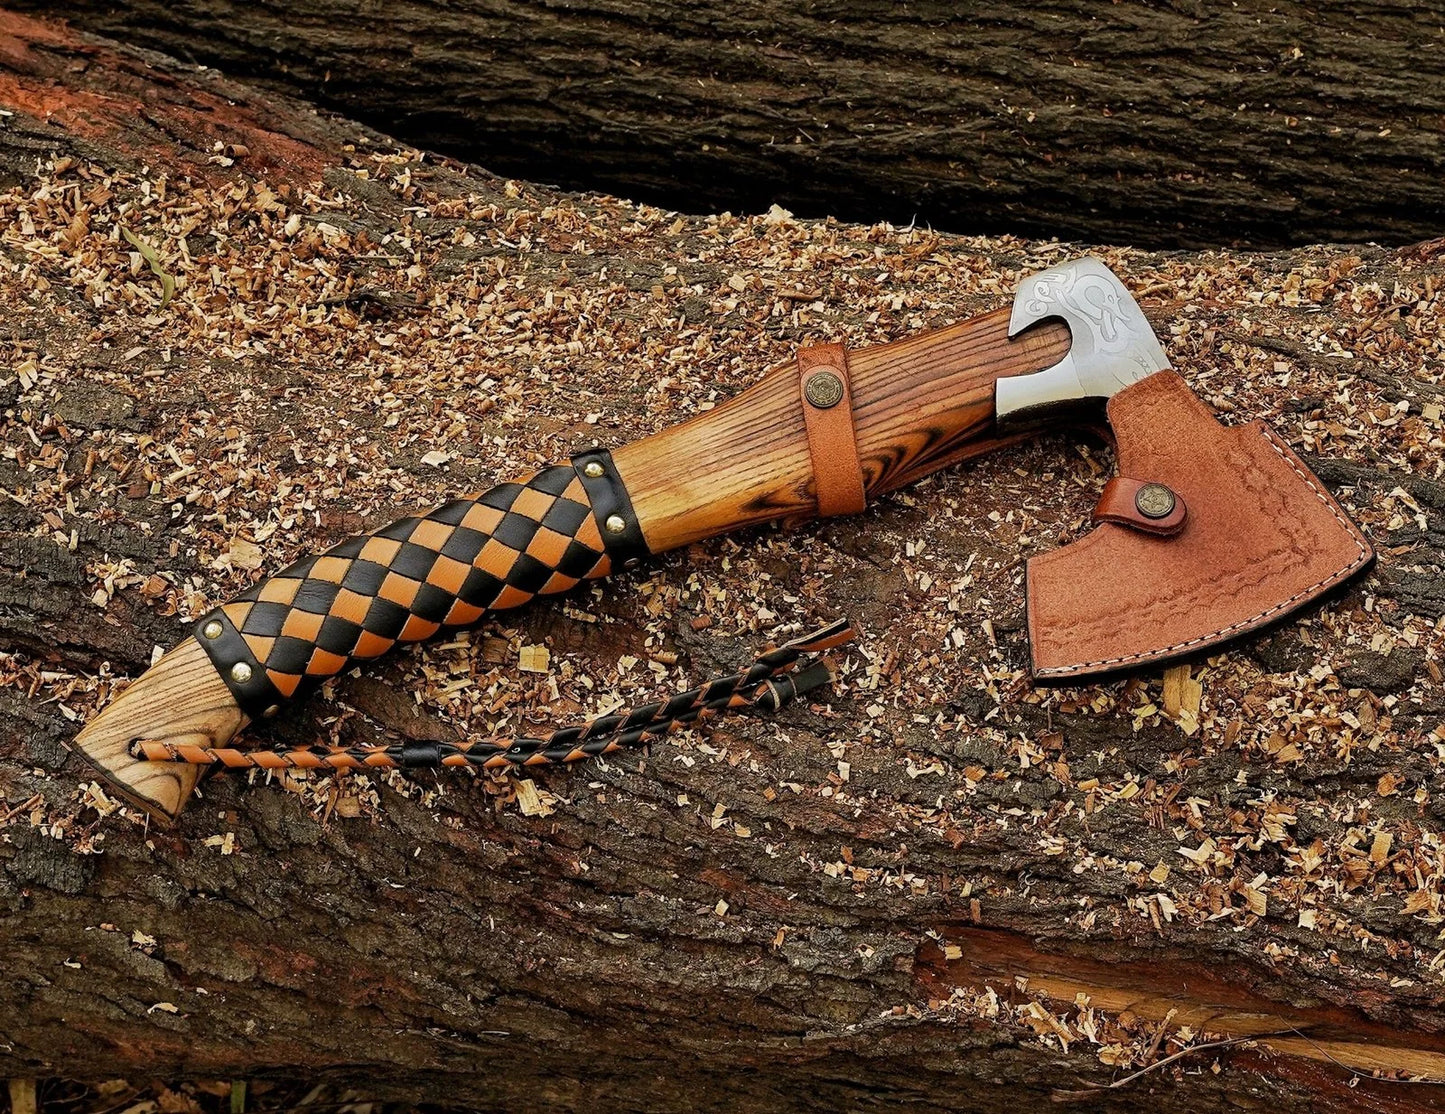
[138,619,854,771]
[198,460,633,719]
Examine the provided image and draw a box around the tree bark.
[12,0,1445,249]
[1,9,1444,1112]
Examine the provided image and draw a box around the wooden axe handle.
[620,307,1069,548]
[73,308,1070,822]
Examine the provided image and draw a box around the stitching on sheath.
[1035,426,1372,677]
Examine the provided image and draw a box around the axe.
[72,258,1373,823]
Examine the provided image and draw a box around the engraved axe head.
[997,256,1170,420]
[998,258,1374,683]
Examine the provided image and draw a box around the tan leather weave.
[1028,371,1373,680]
[215,466,611,704]
[797,343,866,517]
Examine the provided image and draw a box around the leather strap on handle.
[797,343,866,517]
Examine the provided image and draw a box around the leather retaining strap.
[797,343,866,517]
[1093,476,1188,537]
[570,447,650,570]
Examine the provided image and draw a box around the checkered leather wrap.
[197,461,630,719]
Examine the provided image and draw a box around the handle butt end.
[72,638,245,824]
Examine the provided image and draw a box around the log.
[13,0,1445,248]
[1,9,1444,1110]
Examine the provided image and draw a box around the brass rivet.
[201,620,223,640]
[583,461,605,478]
[263,704,280,718]
[804,370,845,409]
[605,514,627,534]
[229,662,253,684]
[1135,482,1177,520]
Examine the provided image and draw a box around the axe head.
[998,260,1374,682]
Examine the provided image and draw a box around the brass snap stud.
[583,461,605,478]
[201,619,223,640]
[230,662,254,684]
[1135,482,1177,520]
[605,514,627,534]
[804,370,845,409]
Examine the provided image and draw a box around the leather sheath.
[797,343,866,517]
[1027,371,1374,681]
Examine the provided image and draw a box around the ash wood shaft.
[617,308,1072,550]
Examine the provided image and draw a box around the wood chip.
[1162,665,1188,717]
[333,794,361,818]
[518,644,550,674]
[514,778,548,817]
[224,538,264,572]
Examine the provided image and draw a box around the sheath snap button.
[230,662,254,684]
[201,619,223,640]
[583,461,605,478]
[1134,483,1177,520]
[1092,476,1187,537]
[605,514,627,534]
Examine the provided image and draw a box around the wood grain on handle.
[618,308,1071,550]
[71,638,242,820]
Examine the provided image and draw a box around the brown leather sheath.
[1027,371,1374,681]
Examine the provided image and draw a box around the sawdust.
[0,126,1441,1077]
